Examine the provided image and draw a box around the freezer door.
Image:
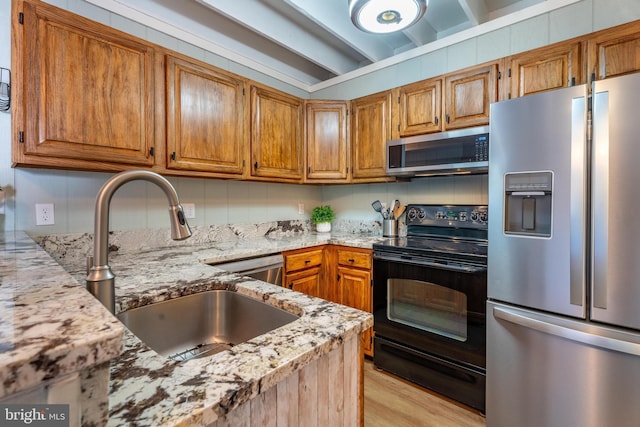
[488,85,587,318]
[592,72,640,330]
[487,301,640,427]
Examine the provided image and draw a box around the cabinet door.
[166,55,246,175]
[588,21,640,81]
[285,267,322,299]
[305,101,349,182]
[283,247,325,299]
[250,86,303,181]
[350,91,393,180]
[397,78,442,136]
[444,63,498,130]
[17,0,154,168]
[338,266,373,356]
[509,41,583,98]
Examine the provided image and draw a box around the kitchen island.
[4,224,379,426]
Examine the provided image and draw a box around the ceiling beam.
[197,0,361,75]
[283,0,395,63]
[457,0,488,26]
[402,20,438,47]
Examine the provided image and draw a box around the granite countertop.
[15,227,383,426]
[104,233,380,426]
[0,231,124,399]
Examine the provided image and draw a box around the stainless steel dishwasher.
[210,253,284,286]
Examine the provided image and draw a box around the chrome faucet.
[86,170,192,313]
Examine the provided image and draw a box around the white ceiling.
[85,0,577,91]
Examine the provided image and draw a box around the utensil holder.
[383,219,398,237]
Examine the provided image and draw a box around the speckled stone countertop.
[31,224,383,426]
[0,231,124,399]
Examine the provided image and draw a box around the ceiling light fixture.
[349,0,427,34]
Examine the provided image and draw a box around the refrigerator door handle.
[570,95,587,307]
[493,306,640,357]
[591,90,609,310]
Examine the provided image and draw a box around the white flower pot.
[316,222,331,233]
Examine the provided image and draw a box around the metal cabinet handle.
[493,306,640,356]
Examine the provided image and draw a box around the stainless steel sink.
[117,290,299,361]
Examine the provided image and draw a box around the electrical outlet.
[36,203,55,226]
[182,203,196,219]
[298,203,304,215]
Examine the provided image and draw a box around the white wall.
[2,0,639,235]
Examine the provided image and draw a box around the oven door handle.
[374,253,486,273]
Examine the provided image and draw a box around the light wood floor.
[363,360,486,427]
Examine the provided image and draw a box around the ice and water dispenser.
[503,171,553,237]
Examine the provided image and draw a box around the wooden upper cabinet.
[250,85,304,181]
[15,0,155,168]
[588,20,640,81]
[165,55,246,175]
[350,91,393,180]
[508,41,583,98]
[397,78,442,136]
[443,63,498,130]
[305,101,349,182]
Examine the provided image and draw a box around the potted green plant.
[311,205,335,233]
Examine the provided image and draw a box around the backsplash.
[32,219,380,269]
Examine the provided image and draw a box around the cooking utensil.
[381,202,389,219]
[371,200,383,215]
[394,204,406,220]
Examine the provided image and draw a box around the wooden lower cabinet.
[283,245,374,357]
[333,246,373,357]
[284,266,322,298]
[282,247,324,299]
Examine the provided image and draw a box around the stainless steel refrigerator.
[487,72,640,427]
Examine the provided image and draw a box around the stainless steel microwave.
[386,126,489,177]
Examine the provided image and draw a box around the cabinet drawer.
[284,249,323,272]
[337,249,372,269]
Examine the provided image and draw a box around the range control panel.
[406,204,488,229]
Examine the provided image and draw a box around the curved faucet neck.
[92,170,182,267]
[87,170,191,313]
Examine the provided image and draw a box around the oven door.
[372,250,487,411]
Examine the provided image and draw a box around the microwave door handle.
[510,191,546,196]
